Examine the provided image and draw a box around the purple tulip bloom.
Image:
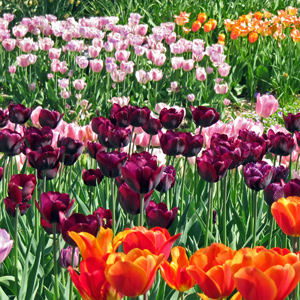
[39,109,64,129]
[159,130,186,156]
[155,165,176,193]
[110,104,130,128]
[181,132,203,157]
[128,105,151,127]
[59,246,79,269]
[283,112,300,133]
[0,109,9,128]
[8,103,33,125]
[0,129,24,156]
[93,207,113,229]
[82,168,104,186]
[142,114,162,136]
[190,105,219,128]
[284,178,300,197]
[87,141,105,159]
[160,107,185,130]
[264,183,285,206]
[24,126,53,150]
[268,129,295,156]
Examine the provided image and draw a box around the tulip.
[110,104,129,128]
[4,197,31,217]
[284,178,300,197]
[155,165,176,193]
[57,137,84,156]
[159,130,186,156]
[118,183,153,215]
[82,168,104,186]
[96,151,127,178]
[8,103,33,125]
[37,164,60,181]
[197,13,207,24]
[128,106,151,128]
[24,126,53,150]
[146,201,178,229]
[271,165,289,183]
[142,114,162,136]
[87,141,105,159]
[0,129,24,156]
[159,107,185,130]
[195,67,207,81]
[93,208,113,229]
[0,229,13,265]
[248,32,259,43]
[256,93,278,119]
[107,126,132,149]
[59,246,79,269]
[191,105,220,128]
[268,129,295,156]
[59,212,99,247]
[105,248,165,297]
[182,132,203,157]
[73,79,87,90]
[0,109,8,127]
[89,59,104,73]
[121,151,164,194]
[39,109,64,129]
[97,119,115,148]
[283,113,300,133]
[192,21,201,32]
[264,183,285,206]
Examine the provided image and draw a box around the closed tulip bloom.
[128,106,151,127]
[24,126,53,150]
[82,168,104,186]
[8,174,36,205]
[37,164,60,181]
[192,21,201,32]
[107,126,132,149]
[256,93,278,118]
[89,59,104,72]
[160,107,185,130]
[195,67,207,81]
[4,198,31,217]
[264,183,285,206]
[60,246,79,269]
[87,141,105,159]
[142,115,162,136]
[197,13,207,24]
[0,109,8,127]
[271,165,289,183]
[110,104,129,128]
[93,208,113,229]
[155,165,176,193]
[284,178,300,197]
[57,137,84,155]
[284,113,300,133]
[8,103,33,124]
[182,59,194,71]
[267,129,295,156]
[121,151,164,194]
[39,109,64,129]
[105,248,165,298]
[191,105,219,128]
[118,183,153,215]
[0,129,24,156]
[0,229,14,265]
[97,120,115,148]
[73,79,87,90]
[159,130,186,156]
[27,145,65,170]
[146,201,178,229]
[182,132,203,157]
[243,161,274,191]
[96,151,127,178]
[248,32,259,43]
[60,212,100,247]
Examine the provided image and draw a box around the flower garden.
[1,0,300,299]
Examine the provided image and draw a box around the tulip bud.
[59,246,79,269]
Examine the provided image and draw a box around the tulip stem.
[130,215,134,229]
[14,205,19,300]
[205,182,213,247]
[69,246,75,300]
[53,223,59,300]
[2,155,7,199]
[34,169,39,241]
[111,177,116,234]
[194,161,198,203]
[273,154,277,167]
[296,155,300,172]
[140,194,144,227]
[178,291,184,300]
[129,127,135,156]
[43,172,47,193]
[252,190,258,247]
[268,213,274,249]
[180,157,188,216]
[147,135,152,152]
[222,173,228,246]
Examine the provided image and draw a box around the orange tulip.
[288,6,298,16]
[197,292,242,300]
[115,226,181,259]
[224,19,233,32]
[203,23,212,33]
[186,243,236,299]
[192,21,202,32]
[271,196,300,237]
[69,257,124,300]
[174,11,191,26]
[248,32,258,43]
[182,27,191,34]
[254,12,263,20]
[231,27,241,39]
[160,246,196,292]
[197,13,207,24]
[105,249,165,297]
[218,34,226,42]
[209,19,217,30]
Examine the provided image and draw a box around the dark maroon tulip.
[190,105,219,128]
[146,200,178,229]
[121,151,164,194]
[82,168,104,186]
[41,217,62,234]
[4,197,31,217]
[264,182,285,206]
[35,191,75,223]
[284,178,300,197]
[295,131,300,148]
[97,119,115,148]
[8,174,37,204]
[59,246,79,269]
[87,141,105,159]
[0,109,9,127]
[118,183,153,215]
[64,153,81,166]
[57,137,84,155]
[0,167,3,181]
[196,150,232,182]
[0,129,24,156]
[155,165,176,193]
[243,161,274,191]
[115,176,125,188]
[8,103,33,124]
[267,129,295,156]
[59,212,100,247]
[37,164,60,180]
[91,116,107,135]
[27,145,65,170]
[159,107,184,130]
[106,125,132,148]
[96,151,127,178]
[93,207,113,229]
[182,133,203,157]
[159,130,186,156]
[271,165,289,183]
[283,113,300,133]
[110,104,130,128]
[142,115,162,136]
[39,109,64,129]
[128,105,151,127]
[24,126,53,150]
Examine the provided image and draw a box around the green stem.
[53,223,59,300]
[69,166,72,196]
[147,135,152,152]
[69,247,75,300]
[205,182,213,247]
[14,205,19,299]
[130,214,134,229]
[252,190,258,247]
[34,169,39,241]
[268,213,274,249]
[180,157,188,216]
[111,177,116,234]
[43,171,47,193]
[222,173,228,246]
[2,155,7,200]
[140,194,144,227]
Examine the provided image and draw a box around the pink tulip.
[134,45,147,56]
[47,73,54,80]
[19,38,35,53]
[152,53,166,66]
[195,67,207,81]
[51,59,67,74]
[88,45,101,58]
[135,24,148,36]
[3,13,14,22]
[115,50,131,62]
[58,78,69,89]
[171,57,183,69]
[62,30,74,42]
[12,25,28,38]
[187,94,195,102]
[60,90,71,99]
[76,56,89,69]
[108,96,130,107]
[31,106,42,127]
[89,59,104,73]
[111,70,126,82]
[255,93,278,118]
[151,69,163,81]
[207,66,214,74]
[214,81,228,94]
[39,37,54,51]
[16,55,30,67]
[8,65,16,74]
[223,98,231,106]
[49,48,61,60]
[92,38,103,49]
[182,59,194,71]
[120,61,134,74]
[2,38,16,52]
[104,41,114,52]
[0,229,13,264]
[28,54,37,65]
[28,82,36,91]
[73,79,86,91]
[218,63,231,77]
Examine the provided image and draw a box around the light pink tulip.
[88,45,101,58]
[218,63,231,77]
[135,24,148,36]
[28,82,36,91]
[16,54,30,67]
[12,25,28,38]
[92,38,104,49]
[214,81,229,94]
[134,45,147,56]
[171,57,183,69]
[108,96,130,107]
[62,30,74,42]
[0,229,13,264]
[195,67,207,81]
[58,78,69,89]
[19,38,34,53]
[39,37,54,51]
[89,59,104,73]
[49,48,61,60]
[151,69,163,81]
[31,106,42,127]
[223,98,231,106]
[182,59,194,71]
[187,94,195,102]
[207,66,214,74]
[120,61,134,74]
[60,90,71,99]
[3,13,14,22]
[135,70,148,84]
[104,41,114,52]
[111,70,126,82]
[8,65,16,74]
[28,54,37,65]
[2,38,16,52]
[115,50,130,62]
[73,79,86,91]
[47,73,54,80]
[255,93,278,118]
[51,59,68,74]
[76,56,89,69]
[165,32,176,45]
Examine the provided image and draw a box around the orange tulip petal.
[160,261,178,290]
[234,266,277,300]
[68,267,93,300]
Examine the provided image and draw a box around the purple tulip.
[87,141,105,159]
[128,105,151,127]
[82,168,104,186]
[24,126,53,150]
[37,164,60,181]
[264,183,285,206]
[0,109,9,127]
[155,165,176,193]
[121,151,164,194]
[41,217,62,234]
[271,165,289,183]
[181,132,203,157]
[0,129,24,156]
[96,151,127,178]
[4,198,31,217]
[159,107,184,129]
[243,161,274,191]
[8,103,33,124]
[110,104,129,128]
[142,114,162,136]
[190,105,219,128]
[0,229,13,264]
[267,129,295,156]
[106,125,132,148]
[57,137,84,156]
[284,178,300,197]
[146,200,178,229]
[283,112,300,133]
[91,116,107,135]
[97,119,115,148]
[159,130,186,156]
[93,207,113,229]
[59,246,79,269]
[39,109,64,129]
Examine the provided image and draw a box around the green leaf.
[256,65,270,80]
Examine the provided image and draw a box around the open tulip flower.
[159,107,185,130]
[159,130,186,156]
[0,229,13,265]
[160,246,196,292]
[155,165,176,194]
[267,129,296,157]
[255,93,278,119]
[105,248,165,298]
[283,112,300,133]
